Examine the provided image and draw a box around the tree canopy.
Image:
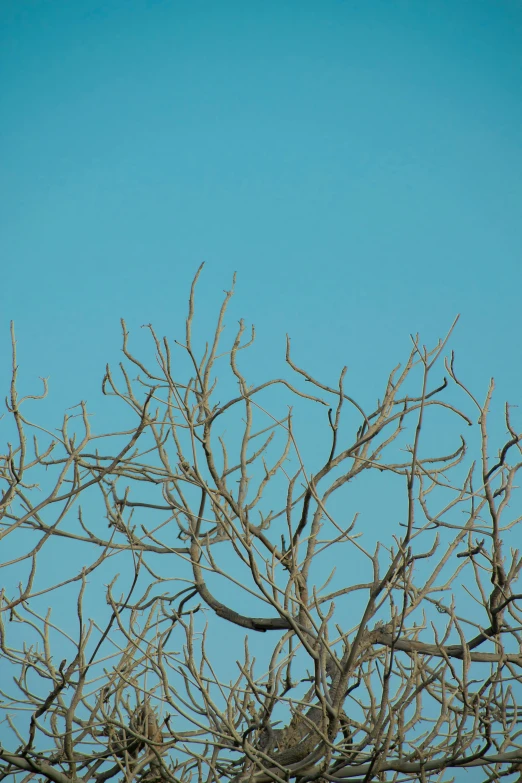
[2,268,522,783]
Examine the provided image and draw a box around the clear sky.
[1,1,522,762]
[1,0,521,415]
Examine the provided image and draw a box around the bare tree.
[1,266,522,783]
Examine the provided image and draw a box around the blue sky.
[1,0,522,724]
[2,0,521,415]
[2,0,521,595]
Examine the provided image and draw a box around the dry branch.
[1,269,522,783]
